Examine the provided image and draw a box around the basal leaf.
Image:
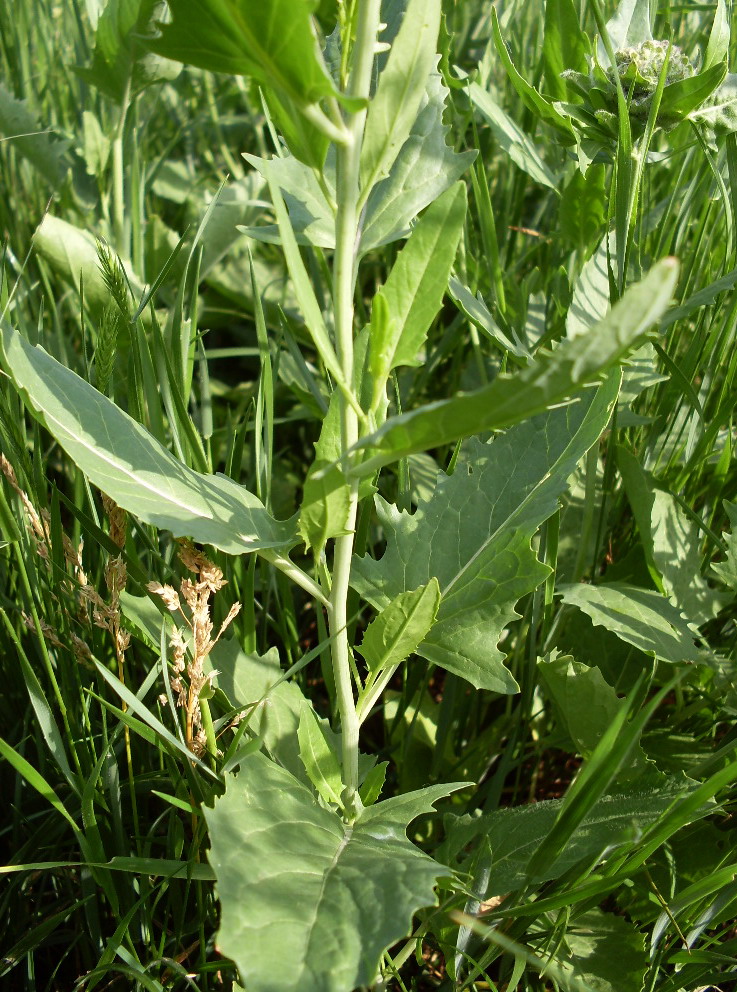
[617,446,726,623]
[360,0,441,195]
[440,776,698,894]
[206,752,464,992]
[148,0,336,107]
[539,655,649,771]
[0,322,297,556]
[32,215,147,318]
[349,258,679,477]
[357,579,441,673]
[561,910,647,992]
[558,583,703,664]
[352,379,619,692]
[360,67,476,252]
[369,181,467,394]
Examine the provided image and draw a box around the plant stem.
[329,0,382,817]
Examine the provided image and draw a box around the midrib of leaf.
[298,824,353,983]
[39,395,206,518]
[361,28,433,197]
[228,2,323,103]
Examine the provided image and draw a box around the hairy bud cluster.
[608,40,696,94]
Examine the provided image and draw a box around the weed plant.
[0,0,736,990]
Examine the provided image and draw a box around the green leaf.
[352,379,619,692]
[369,182,467,393]
[712,501,737,589]
[491,8,576,138]
[297,700,343,806]
[0,322,296,557]
[617,446,726,623]
[77,0,180,103]
[559,167,607,252]
[206,752,465,992]
[357,579,441,674]
[542,0,589,101]
[0,83,71,187]
[360,0,441,195]
[207,640,307,780]
[560,910,647,992]
[148,0,336,106]
[299,392,352,554]
[360,67,476,252]
[558,583,703,664]
[469,83,558,190]
[661,262,737,330]
[539,655,648,770]
[703,0,730,74]
[242,151,335,249]
[448,277,529,358]
[598,0,652,67]
[32,215,146,319]
[566,232,612,338]
[348,258,679,477]
[440,776,697,894]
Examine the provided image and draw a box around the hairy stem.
[329,0,382,817]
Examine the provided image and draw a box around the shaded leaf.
[469,82,558,190]
[440,776,698,894]
[558,583,703,663]
[0,83,71,187]
[712,501,737,589]
[561,910,647,992]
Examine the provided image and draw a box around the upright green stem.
[329,0,382,816]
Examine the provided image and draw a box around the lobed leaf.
[352,379,620,692]
[206,752,465,992]
[558,583,703,663]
